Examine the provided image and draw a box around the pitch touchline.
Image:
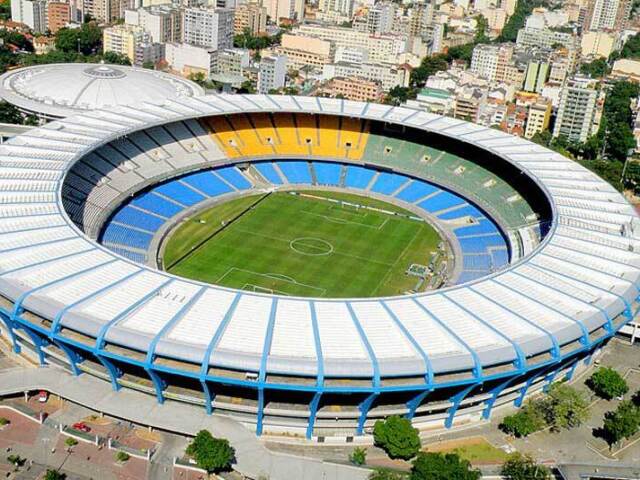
[301,210,388,230]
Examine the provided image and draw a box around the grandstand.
[0,95,637,441]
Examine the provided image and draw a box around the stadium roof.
[0,94,638,382]
[0,63,204,118]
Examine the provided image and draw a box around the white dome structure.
[0,63,205,120]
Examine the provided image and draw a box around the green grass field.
[163,191,442,298]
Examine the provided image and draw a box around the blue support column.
[357,393,377,435]
[146,368,167,404]
[482,377,518,419]
[53,339,83,376]
[564,361,579,381]
[201,380,213,415]
[96,354,122,391]
[406,389,431,420]
[306,392,322,439]
[445,383,476,429]
[514,375,537,408]
[0,311,19,353]
[256,388,265,436]
[18,327,47,365]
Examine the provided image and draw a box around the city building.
[83,0,123,23]
[125,5,182,44]
[524,100,552,139]
[182,7,234,50]
[216,48,250,77]
[610,59,640,82]
[10,0,46,33]
[470,43,514,83]
[404,86,455,115]
[322,61,410,91]
[553,76,601,143]
[523,59,550,93]
[581,31,618,58]
[233,1,267,35]
[33,35,55,55]
[275,34,332,69]
[516,25,576,51]
[47,1,71,34]
[258,54,286,93]
[103,24,152,64]
[165,42,217,77]
[317,0,353,17]
[367,1,397,35]
[320,76,384,102]
[583,0,632,32]
[264,0,304,22]
[134,41,164,67]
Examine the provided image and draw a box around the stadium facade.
[0,94,638,439]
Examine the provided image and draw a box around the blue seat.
[438,205,483,220]
[396,181,439,203]
[455,219,499,237]
[463,255,492,271]
[130,192,183,218]
[108,246,147,263]
[344,165,375,189]
[277,161,312,183]
[491,249,509,267]
[181,171,233,197]
[154,181,205,206]
[456,271,486,284]
[313,162,341,185]
[102,224,153,250]
[255,162,283,184]
[370,172,408,195]
[112,206,164,232]
[418,191,465,213]
[216,167,252,190]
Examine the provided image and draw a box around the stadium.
[0,93,638,440]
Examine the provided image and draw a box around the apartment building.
[553,76,600,143]
[182,7,234,50]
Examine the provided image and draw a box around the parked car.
[37,391,48,403]
[72,422,91,433]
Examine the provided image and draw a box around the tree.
[410,452,481,480]
[373,415,421,460]
[498,0,545,42]
[587,367,629,400]
[55,23,102,55]
[102,51,131,65]
[0,417,9,426]
[385,86,414,105]
[349,446,367,465]
[44,470,67,480]
[501,453,551,480]
[580,58,610,78]
[410,54,449,87]
[601,401,640,447]
[142,60,155,70]
[65,437,78,448]
[369,469,405,480]
[544,384,589,431]
[115,451,130,462]
[500,402,546,437]
[0,101,23,124]
[186,430,234,474]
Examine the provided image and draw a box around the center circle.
[289,237,334,256]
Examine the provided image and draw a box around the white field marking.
[289,237,334,256]
[218,266,326,295]
[301,210,389,230]
[233,228,395,267]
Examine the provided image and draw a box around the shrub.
[373,415,421,460]
[115,451,130,463]
[587,367,629,400]
[0,417,9,426]
[7,454,25,467]
[43,470,66,480]
[544,384,589,431]
[349,446,367,465]
[410,452,480,480]
[369,469,406,480]
[501,452,551,480]
[500,403,546,438]
[601,401,640,447]
[64,437,78,448]
[186,430,234,473]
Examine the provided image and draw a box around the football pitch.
[163,191,443,298]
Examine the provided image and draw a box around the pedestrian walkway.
[0,366,368,480]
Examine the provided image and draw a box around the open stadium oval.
[0,94,638,439]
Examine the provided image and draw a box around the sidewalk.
[0,366,368,480]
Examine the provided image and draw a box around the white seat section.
[532,255,627,295]
[0,215,65,234]
[315,301,367,359]
[183,119,227,161]
[495,271,597,320]
[269,299,316,359]
[217,294,273,354]
[73,270,168,323]
[0,180,56,192]
[0,237,89,273]
[383,299,464,357]
[118,282,203,335]
[0,168,59,181]
[0,203,58,219]
[553,235,639,267]
[416,296,508,351]
[473,281,573,332]
[3,249,112,287]
[518,263,614,305]
[445,289,540,341]
[167,289,237,346]
[165,122,204,153]
[349,301,417,359]
[0,192,56,204]
[127,132,169,162]
[146,126,185,158]
[0,157,65,170]
[0,225,73,251]
[44,262,140,305]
